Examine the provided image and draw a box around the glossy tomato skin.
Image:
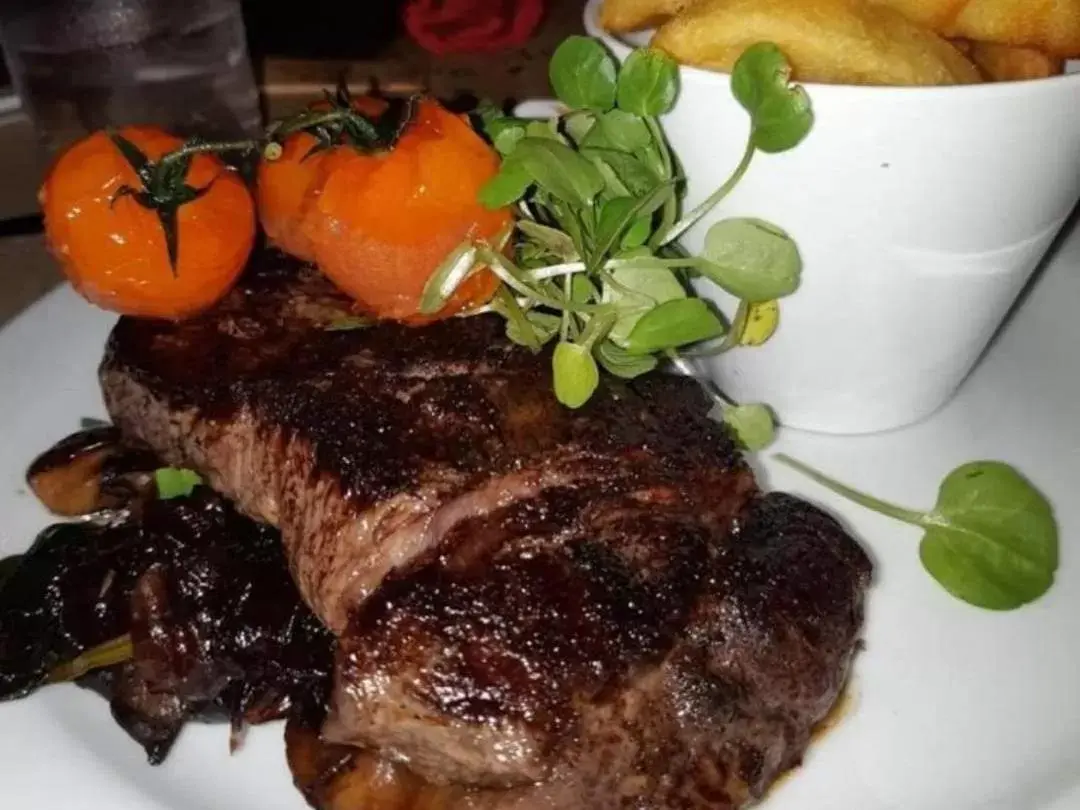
[257,97,510,323]
[257,96,388,264]
[311,100,508,322]
[40,126,255,320]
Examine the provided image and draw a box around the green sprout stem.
[495,287,542,351]
[272,108,363,138]
[644,117,678,248]
[526,255,717,282]
[529,260,587,280]
[681,299,751,358]
[774,454,928,527]
[659,140,755,247]
[561,275,572,341]
[474,246,598,313]
[156,139,262,169]
[581,310,617,350]
[47,634,134,684]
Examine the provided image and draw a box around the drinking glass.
[0,0,263,156]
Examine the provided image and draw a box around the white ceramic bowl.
[582,0,1080,434]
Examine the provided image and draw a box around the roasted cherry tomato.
[257,95,388,264]
[40,126,256,320]
[258,96,510,323]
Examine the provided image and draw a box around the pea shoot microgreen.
[420,35,1060,611]
[154,467,203,500]
[47,634,134,684]
[776,455,1058,611]
[421,37,813,443]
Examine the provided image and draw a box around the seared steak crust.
[329,490,869,794]
[292,493,870,810]
[99,250,872,808]
[100,252,748,635]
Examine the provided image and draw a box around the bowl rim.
[582,0,1080,99]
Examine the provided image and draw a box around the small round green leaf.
[564,111,597,146]
[738,299,780,346]
[920,462,1058,610]
[525,118,565,142]
[701,218,801,302]
[155,467,203,500]
[583,109,653,153]
[571,274,599,305]
[597,197,638,243]
[549,36,618,112]
[621,215,652,249]
[514,137,604,207]
[553,340,600,409]
[603,262,687,346]
[624,298,725,355]
[492,123,526,156]
[581,147,658,197]
[730,43,813,154]
[507,309,560,348]
[723,404,776,451]
[595,339,658,379]
[592,182,674,270]
[616,48,680,117]
[775,455,1060,612]
[478,159,533,209]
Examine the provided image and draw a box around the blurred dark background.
[0,0,580,220]
[241,0,406,60]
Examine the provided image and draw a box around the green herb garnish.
[723,403,777,451]
[47,634,134,684]
[776,455,1058,610]
[423,38,811,433]
[435,36,1061,612]
[154,467,203,500]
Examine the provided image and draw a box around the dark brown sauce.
[1,427,335,764]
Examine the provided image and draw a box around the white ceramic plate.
[1,219,1079,810]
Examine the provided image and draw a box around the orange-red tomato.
[40,126,255,320]
[257,96,388,264]
[258,97,511,322]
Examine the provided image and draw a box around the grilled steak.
[289,495,868,810]
[99,250,872,807]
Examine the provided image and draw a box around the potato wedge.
[599,0,704,32]
[863,0,971,31]
[953,38,1065,79]
[650,0,983,86]
[872,0,1080,57]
